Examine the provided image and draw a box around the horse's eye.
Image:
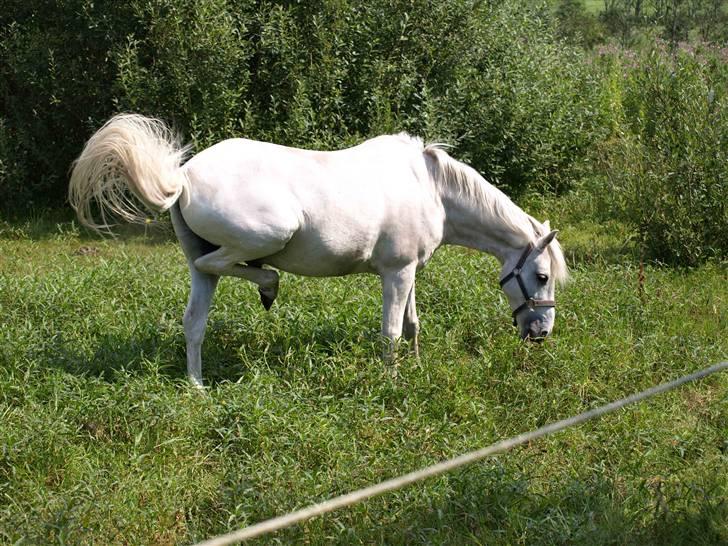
[536,273,549,284]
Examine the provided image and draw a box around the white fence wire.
[194,361,728,546]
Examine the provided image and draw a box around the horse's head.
[499,225,565,341]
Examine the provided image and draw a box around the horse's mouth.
[521,329,548,343]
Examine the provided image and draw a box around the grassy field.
[1,207,727,545]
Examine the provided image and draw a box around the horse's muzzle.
[521,321,549,342]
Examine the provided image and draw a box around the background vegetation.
[1,1,727,543]
[2,0,726,262]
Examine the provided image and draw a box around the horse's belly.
[263,229,376,276]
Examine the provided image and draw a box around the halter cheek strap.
[499,242,556,325]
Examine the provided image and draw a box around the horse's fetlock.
[403,320,420,340]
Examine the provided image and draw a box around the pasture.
[1,206,726,545]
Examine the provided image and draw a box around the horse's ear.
[543,219,550,231]
[536,229,558,250]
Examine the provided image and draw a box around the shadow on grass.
[197,314,381,387]
[39,331,188,383]
[39,312,377,387]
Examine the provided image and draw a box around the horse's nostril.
[540,330,548,338]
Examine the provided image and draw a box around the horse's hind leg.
[193,247,280,309]
[184,269,219,387]
[171,203,220,387]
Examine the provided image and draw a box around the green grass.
[582,0,602,14]
[1,212,726,545]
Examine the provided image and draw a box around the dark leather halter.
[499,242,555,325]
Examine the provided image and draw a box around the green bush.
[236,0,605,193]
[433,3,606,194]
[1,0,604,212]
[555,0,605,48]
[596,43,728,265]
[115,0,254,149]
[0,1,137,212]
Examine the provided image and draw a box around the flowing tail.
[68,113,190,234]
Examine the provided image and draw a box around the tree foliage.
[1,0,603,212]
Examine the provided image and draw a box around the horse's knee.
[193,254,222,275]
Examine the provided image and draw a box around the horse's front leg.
[402,283,420,359]
[380,265,417,361]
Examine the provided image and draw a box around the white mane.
[423,143,568,285]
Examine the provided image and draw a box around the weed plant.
[594,41,728,265]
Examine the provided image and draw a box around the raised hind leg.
[172,198,293,385]
[402,283,420,358]
[193,247,280,308]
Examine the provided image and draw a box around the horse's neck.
[440,177,531,264]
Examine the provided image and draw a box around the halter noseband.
[499,242,555,325]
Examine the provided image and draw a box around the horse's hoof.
[259,288,276,310]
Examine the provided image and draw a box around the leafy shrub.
[0,1,137,212]
[1,0,605,212]
[555,0,605,48]
[596,43,728,265]
[115,0,255,149]
[433,3,606,194]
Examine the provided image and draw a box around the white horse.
[69,114,567,387]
